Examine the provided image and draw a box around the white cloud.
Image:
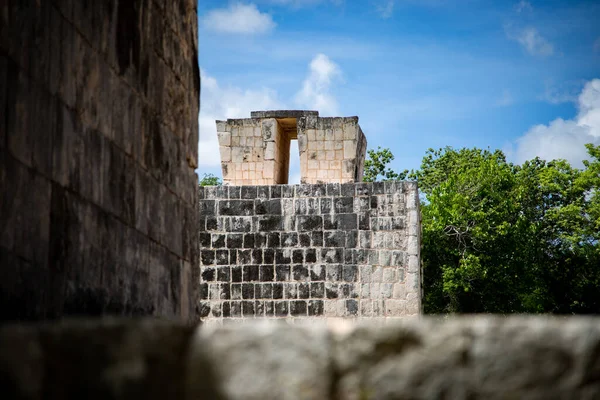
[198,69,283,167]
[496,89,514,107]
[513,79,600,167]
[377,0,395,18]
[202,3,276,35]
[514,0,532,13]
[540,80,583,105]
[295,54,342,116]
[506,26,554,57]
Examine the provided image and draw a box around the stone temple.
[199,110,422,323]
[216,110,367,185]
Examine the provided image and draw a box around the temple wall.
[217,111,367,185]
[198,181,421,323]
[0,0,200,321]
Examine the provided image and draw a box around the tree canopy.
[363,147,408,182]
[365,145,600,314]
[199,173,222,186]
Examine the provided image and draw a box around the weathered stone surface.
[188,321,332,400]
[218,111,367,185]
[199,182,421,323]
[1,0,200,321]
[0,319,210,400]
[1,317,600,399]
[250,110,319,119]
[332,317,600,399]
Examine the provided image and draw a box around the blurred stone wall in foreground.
[1,317,599,399]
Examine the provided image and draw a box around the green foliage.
[363,144,600,314]
[414,145,600,314]
[363,147,408,182]
[199,173,222,186]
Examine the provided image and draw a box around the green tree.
[363,147,407,182]
[414,146,600,314]
[199,173,222,186]
[364,145,600,314]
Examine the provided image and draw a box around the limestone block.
[342,159,354,176]
[316,129,325,141]
[232,147,245,163]
[343,140,356,159]
[189,324,332,399]
[385,299,407,315]
[264,161,275,178]
[334,128,343,141]
[261,119,276,141]
[407,235,419,256]
[216,120,228,132]
[343,123,357,140]
[393,283,406,299]
[264,142,275,160]
[298,134,307,152]
[219,147,231,162]
[325,128,334,141]
[359,300,372,316]
[408,254,419,273]
[217,131,231,146]
[406,271,419,290]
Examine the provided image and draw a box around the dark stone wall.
[0,1,200,321]
[198,182,421,322]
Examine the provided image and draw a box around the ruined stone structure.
[3,317,600,399]
[0,0,200,321]
[201,111,421,323]
[199,182,421,322]
[217,111,367,185]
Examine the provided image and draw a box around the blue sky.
[196,0,600,182]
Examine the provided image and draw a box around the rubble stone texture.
[0,0,200,321]
[2,317,600,399]
[217,111,367,185]
[198,181,421,323]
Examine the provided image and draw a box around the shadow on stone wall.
[0,0,200,321]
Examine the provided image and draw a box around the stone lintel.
[250,110,319,119]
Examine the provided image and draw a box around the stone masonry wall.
[0,0,200,321]
[297,116,368,184]
[217,111,367,186]
[3,317,600,399]
[198,181,421,322]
